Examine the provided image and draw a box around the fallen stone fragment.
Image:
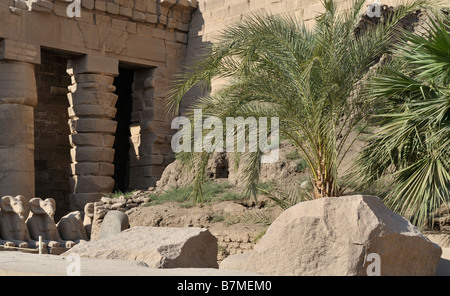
[220,195,442,276]
[63,226,219,269]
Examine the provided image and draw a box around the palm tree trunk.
[313,150,338,199]
[313,175,336,198]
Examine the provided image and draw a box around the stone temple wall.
[0,0,448,217]
[183,0,351,110]
[0,0,198,216]
[182,0,450,110]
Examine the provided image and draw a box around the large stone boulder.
[63,226,218,269]
[220,195,442,276]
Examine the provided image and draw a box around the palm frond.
[354,12,450,227]
[258,181,308,210]
[166,0,433,205]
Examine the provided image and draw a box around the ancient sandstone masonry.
[0,0,198,216]
[2,0,449,220]
[210,228,258,264]
[67,58,119,211]
[89,190,149,240]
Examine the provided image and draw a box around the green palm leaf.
[167,0,431,204]
[355,12,450,227]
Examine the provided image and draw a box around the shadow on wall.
[34,49,77,222]
[179,5,211,116]
[113,67,134,193]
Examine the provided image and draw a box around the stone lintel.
[0,39,41,64]
[67,54,119,76]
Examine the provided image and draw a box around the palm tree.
[166,0,430,204]
[354,12,449,228]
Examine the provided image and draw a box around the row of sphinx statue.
[0,195,94,250]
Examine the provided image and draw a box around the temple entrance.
[34,49,73,220]
[112,67,134,193]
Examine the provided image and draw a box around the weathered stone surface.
[69,175,115,193]
[0,61,37,106]
[0,61,36,200]
[27,197,76,249]
[98,210,129,239]
[69,193,103,211]
[220,195,442,276]
[68,118,118,134]
[56,210,89,243]
[70,147,115,163]
[0,104,34,144]
[100,197,113,204]
[70,162,114,176]
[0,195,36,249]
[126,35,166,62]
[99,163,115,176]
[106,2,120,15]
[28,0,53,14]
[63,226,219,268]
[0,39,40,64]
[67,55,118,76]
[68,81,116,93]
[65,60,120,213]
[68,104,117,119]
[34,50,72,218]
[160,0,177,8]
[71,73,115,84]
[69,133,115,148]
[67,91,118,107]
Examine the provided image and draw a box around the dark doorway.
[113,68,134,193]
[34,49,73,221]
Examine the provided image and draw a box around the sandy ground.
[0,251,261,276]
[0,248,448,276]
